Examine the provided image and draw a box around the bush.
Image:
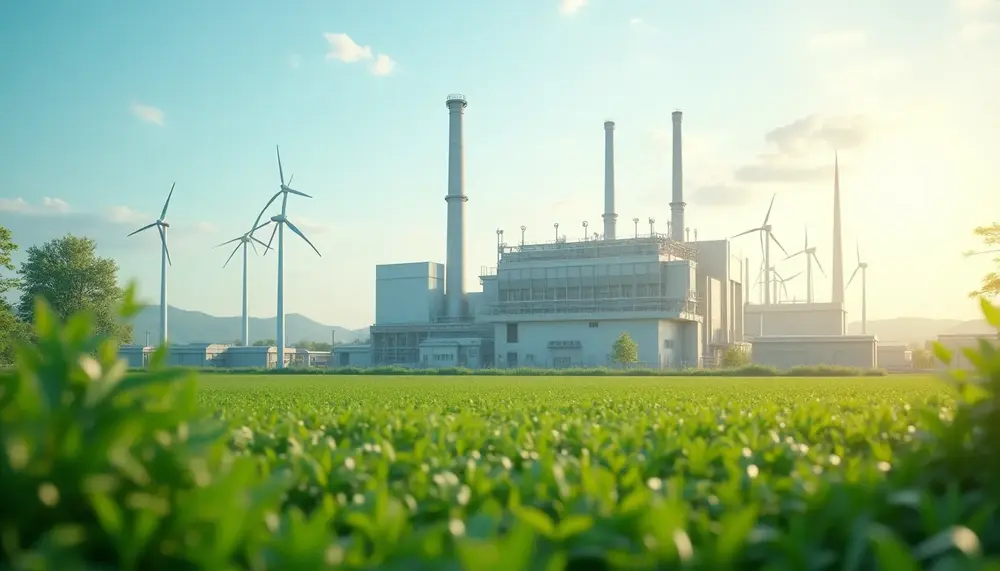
[3,285,1000,569]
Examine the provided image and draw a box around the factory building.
[366,98,745,370]
[119,343,300,368]
[934,333,1000,371]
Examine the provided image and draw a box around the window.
[526,354,535,363]
[588,321,599,328]
[553,356,571,368]
[469,348,478,358]
[663,339,674,349]
[507,323,519,343]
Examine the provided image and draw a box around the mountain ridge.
[846,317,992,344]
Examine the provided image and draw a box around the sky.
[0,0,997,328]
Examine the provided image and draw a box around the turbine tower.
[846,241,869,334]
[252,146,322,369]
[732,194,788,305]
[831,154,845,304]
[127,183,175,346]
[216,224,272,346]
[784,227,826,303]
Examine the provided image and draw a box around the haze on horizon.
[0,0,997,329]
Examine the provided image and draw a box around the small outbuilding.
[750,334,878,370]
[331,344,372,368]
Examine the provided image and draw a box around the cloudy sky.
[0,0,997,327]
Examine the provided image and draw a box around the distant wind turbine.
[846,240,869,334]
[784,227,827,303]
[127,183,175,346]
[773,269,803,303]
[216,223,272,346]
[732,193,789,305]
[252,145,322,369]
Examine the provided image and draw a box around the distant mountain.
[129,305,369,346]
[847,317,993,345]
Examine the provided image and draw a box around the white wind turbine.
[216,223,272,346]
[127,183,175,346]
[772,268,803,303]
[784,227,826,303]
[732,193,789,305]
[252,146,322,369]
[846,240,869,334]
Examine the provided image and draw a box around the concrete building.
[745,302,846,337]
[935,333,1000,371]
[120,344,154,368]
[751,335,878,369]
[691,239,746,365]
[877,343,912,370]
[332,344,372,367]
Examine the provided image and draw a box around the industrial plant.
[122,91,889,371]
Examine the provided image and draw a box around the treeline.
[1,228,133,365]
[246,339,369,351]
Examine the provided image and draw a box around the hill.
[129,305,369,346]
[847,317,993,344]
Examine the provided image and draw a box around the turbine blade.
[781,280,790,299]
[287,174,294,187]
[127,222,158,237]
[216,236,243,248]
[251,193,282,233]
[783,250,806,261]
[276,145,285,186]
[158,225,172,266]
[804,226,809,249]
[812,251,827,277]
[785,271,803,281]
[284,187,313,198]
[223,241,241,268]
[769,232,790,257]
[731,227,762,239]
[159,182,175,221]
[263,223,278,255]
[249,238,259,256]
[846,265,860,289]
[285,219,322,257]
[252,236,271,250]
[856,239,861,265]
[763,193,776,225]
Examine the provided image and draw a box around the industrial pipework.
[602,121,617,240]
[670,110,686,242]
[445,94,468,319]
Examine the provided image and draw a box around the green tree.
[967,223,1000,298]
[912,347,935,369]
[253,339,276,347]
[16,234,132,343]
[611,332,638,367]
[720,346,751,368]
[0,225,28,364]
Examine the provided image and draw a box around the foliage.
[912,348,936,370]
[147,363,890,377]
[252,339,276,347]
[610,332,638,366]
[720,346,752,369]
[968,223,1000,298]
[0,225,27,365]
[3,289,1000,569]
[16,234,133,343]
[294,340,334,352]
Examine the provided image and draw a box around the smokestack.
[445,94,468,319]
[831,153,844,304]
[670,110,686,242]
[602,121,617,240]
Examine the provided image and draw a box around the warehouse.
[750,334,878,369]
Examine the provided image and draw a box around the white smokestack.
[670,110,685,242]
[602,121,617,240]
[445,94,468,319]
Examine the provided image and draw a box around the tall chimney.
[670,110,686,241]
[602,121,617,240]
[445,94,468,319]
[831,153,844,304]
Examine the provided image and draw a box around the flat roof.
[750,334,876,344]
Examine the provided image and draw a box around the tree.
[611,332,638,367]
[968,223,1000,298]
[720,346,751,368]
[16,234,132,343]
[0,225,28,364]
[253,339,276,347]
[912,347,935,370]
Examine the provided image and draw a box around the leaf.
[553,514,593,540]
[870,526,920,571]
[932,342,953,366]
[512,505,556,538]
[913,526,981,560]
[980,297,1000,329]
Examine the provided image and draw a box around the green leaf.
[932,342,953,366]
[870,526,920,571]
[512,505,555,538]
[980,297,1000,329]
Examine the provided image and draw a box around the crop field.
[187,373,975,569]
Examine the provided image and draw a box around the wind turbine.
[846,240,869,334]
[772,269,803,303]
[127,183,175,346]
[732,193,789,305]
[784,227,827,303]
[216,224,272,346]
[252,146,322,369]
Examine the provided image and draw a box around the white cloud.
[0,197,71,214]
[130,102,165,126]
[323,33,395,76]
[808,30,867,51]
[294,217,328,236]
[959,20,997,41]
[629,17,642,26]
[370,54,396,76]
[324,33,373,63]
[195,221,218,234]
[289,54,301,69]
[106,205,147,225]
[560,0,586,16]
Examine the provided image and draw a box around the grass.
[5,284,1000,571]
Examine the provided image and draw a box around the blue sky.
[1,0,997,328]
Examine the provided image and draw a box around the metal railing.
[483,296,700,317]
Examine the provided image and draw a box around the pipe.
[445,94,469,319]
[670,110,686,242]
[602,121,617,240]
